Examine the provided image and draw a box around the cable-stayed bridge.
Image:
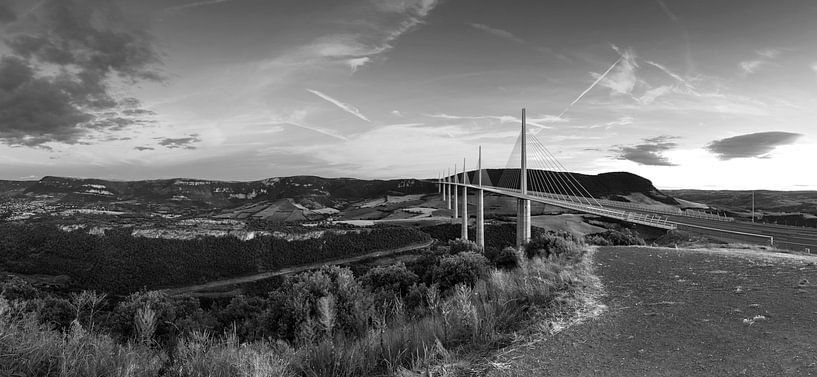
[436,109,817,252]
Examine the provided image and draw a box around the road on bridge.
[485,246,817,376]
[601,201,817,251]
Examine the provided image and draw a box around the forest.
[0,223,431,294]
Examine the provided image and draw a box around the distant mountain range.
[0,169,678,206]
[4,175,432,208]
[0,170,678,209]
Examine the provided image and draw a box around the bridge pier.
[445,168,451,210]
[476,146,485,249]
[453,163,459,219]
[461,158,468,240]
[516,108,531,249]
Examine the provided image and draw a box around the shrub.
[484,246,521,270]
[447,238,482,254]
[584,229,646,246]
[107,291,215,345]
[0,305,163,376]
[266,266,372,342]
[0,276,41,300]
[361,263,419,297]
[525,233,583,260]
[432,252,490,291]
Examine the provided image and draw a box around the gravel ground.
[486,246,817,377]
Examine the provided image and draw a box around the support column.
[446,168,451,210]
[440,171,445,201]
[476,146,485,249]
[516,108,531,249]
[461,158,468,240]
[453,164,459,219]
[437,172,441,194]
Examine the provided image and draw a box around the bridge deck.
[442,182,817,251]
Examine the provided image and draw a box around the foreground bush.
[0,298,163,377]
[525,232,584,261]
[584,229,646,246]
[432,252,490,291]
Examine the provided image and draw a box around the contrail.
[558,55,623,119]
[281,122,349,141]
[306,88,371,123]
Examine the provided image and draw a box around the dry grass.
[1,238,598,377]
[0,297,163,377]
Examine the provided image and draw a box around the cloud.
[655,0,679,22]
[756,49,780,59]
[295,0,439,72]
[306,89,371,123]
[346,57,371,72]
[598,45,639,96]
[0,0,162,147]
[739,49,781,76]
[811,62,817,73]
[424,113,564,129]
[739,60,765,75]
[157,135,202,149]
[644,60,696,92]
[615,135,679,166]
[469,23,525,44]
[637,85,673,105]
[134,146,154,151]
[268,109,349,141]
[163,0,234,14]
[705,132,802,160]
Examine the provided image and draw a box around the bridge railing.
[475,184,677,230]
[478,183,733,222]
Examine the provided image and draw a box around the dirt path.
[487,246,817,376]
[163,240,433,296]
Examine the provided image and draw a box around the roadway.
[441,181,817,252]
[602,202,817,252]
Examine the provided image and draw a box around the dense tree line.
[419,223,546,250]
[0,224,430,294]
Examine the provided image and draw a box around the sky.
[0,0,815,190]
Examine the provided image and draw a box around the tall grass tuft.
[0,296,163,377]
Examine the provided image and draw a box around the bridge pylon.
[453,163,459,219]
[476,146,485,249]
[446,167,451,210]
[461,158,468,240]
[516,108,531,249]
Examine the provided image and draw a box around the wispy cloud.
[739,49,781,75]
[645,60,696,91]
[424,113,564,129]
[306,89,371,123]
[614,135,679,166]
[705,132,802,160]
[756,48,781,59]
[655,0,679,22]
[295,0,439,72]
[638,85,673,105]
[268,109,349,141]
[599,45,639,96]
[811,62,817,73]
[346,57,371,73]
[163,0,234,14]
[157,135,202,150]
[469,23,525,44]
